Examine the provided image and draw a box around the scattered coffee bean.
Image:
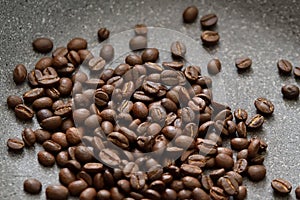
[200,13,218,28]
[7,138,24,151]
[14,104,34,121]
[67,37,87,51]
[281,84,299,99]
[254,97,274,115]
[207,58,221,75]
[98,28,110,41]
[7,95,23,109]
[22,128,36,147]
[125,54,143,66]
[201,30,220,45]
[245,114,264,129]
[170,41,186,58]
[235,57,252,70]
[23,178,42,194]
[234,108,248,122]
[46,185,69,200]
[293,67,300,78]
[142,48,159,63]
[234,186,247,200]
[37,150,55,167]
[13,64,27,84]
[271,178,292,194]
[100,44,114,62]
[247,165,266,181]
[183,6,198,23]
[32,37,53,53]
[129,35,147,50]
[277,59,293,75]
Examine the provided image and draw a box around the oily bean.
[22,128,36,146]
[77,171,93,186]
[75,146,93,164]
[210,168,226,181]
[281,84,300,99]
[149,180,165,192]
[144,189,161,200]
[201,175,214,191]
[43,140,62,154]
[54,103,72,117]
[187,154,206,168]
[68,179,88,196]
[162,188,177,200]
[254,97,274,115]
[201,30,219,45]
[180,164,202,177]
[35,57,53,71]
[236,122,247,138]
[36,109,53,122]
[226,171,243,185]
[170,180,184,192]
[46,185,69,200]
[56,151,69,167]
[114,63,131,76]
[247,165,266,181]
[27,70,39,86]
[7,138,24,151]
[40,116,62,130]
[99,148,121,166]
[193,187,210,200]
[32,37,53,53]
[125,54,143,66]
[183,5,198,23]
[80,188,97,200]
[14,104,34,120]
[67,37,87,51]
[37,150,55,167]
[215,153,234,170]
[97,190,110,200]
[141,48,159,63]
[59,168,76,186]
[235,57,252,70]
[178,189,192,200]
[271,178,292,194]
[207,58,221,75]
[210,186,229,200]
[277,59,293,74]
[237,149,248,160]
[245,114,264,129]
[230,138,249,151]
[295,186,300,199]
[200,13,218,28]
[65,160,81,173]
[294,67,300,78]
[131,102,148,119]
[161,70,180,86]
[234,186,247,200]
[45,88,60,100]
[218,176,239,196]
[170,41,186,58]
[129,35,147,50]
[234,108,248,122]
[184,65,200,81]
[110,187,124,200]
[134,24,148,36]
[67,50,81,66]
[162,126,182,140]
[217,147,233,157]
[100,44,114,62]
[248,138,260,158]
[32,97,53,110]
[23,88,45,103]
[233,159,248,174]
[58,77,73,96]
[52,47,68,57]
[93,173,104,190]
[130,171,146,190]
[98,27,110,41]
[23,178,42,194]
[57,63,75,77]
[7,95,23,109]
[108,132,130,149]
[89,57,106,71]
[78,49,93,63]
[13,64,27,84]
[34,129,51,144]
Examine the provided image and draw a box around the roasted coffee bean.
[43,140,61,154]
[201,30,219,45]
[161,188,177,200]
[161,70,180,86]
[207,58,221,75]
[234,186,247,200]
[248,138,260,158]
[192,187,210,200]
[23,88,45,103]
[210,168,226,181]
[218,175,239,195]
[142,48,159,63]
[226,171,243,185]
[233,159,248,174]
[14,104,34,120]
[277,59,293,74]
[162,61,184,71]
[234,108,248,122]
[170,41,186,58]
[22,128,36,146]
[80,188,97,200]
[235,57,252,70]
[245,114,264,129]
[97,189,110,200]
[13,64,27,84]
[129,35,147,50]
[7,138,24,151]
[40,116,62,130]
[7,95,23,109]
[75,146,93,164]
[247,165,266,181]
[99,148,121,166]
[254,97,274,115]
[178,189,192,199]
[100,44,114,62]
[56,151,69,167]
[77,171,93,186]
[294,66,300,78]
[58,78,73,96]
[182,176,201,189]
[32,37,53,53]
[38,150,55,167]
[200,13,218,28]
[68,179,88,196]
[201,175,214,191]
[52,47,68,57]
[236,122,247,138]
[134,24,148,36]
[67,37,87,51]
[34,129,51,144]
[125,54,143,66]
[32,97,53,110]
[89,57,106,71]
[35,57,53,71]
[183,5,198,23]
[230,138,249,151]
[98,27,110,41]
[45,88,60,100]
[271,178,292,194]
[282,84,299,99]
[215,153,234,170]
[59,168,76,186]
[184,65,200,81]
[52,55,68,68]
[295,186,300,199]
[108,132,130,149]
[180,164,202,177]
[170,180,184,192]
[130,171,146,190]
[210,186,229,200]
[46,185,69,200]
[175,135,195,149]
[23,178,42,194]
[36,109,53,122]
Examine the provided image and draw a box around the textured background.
[0,0,300,199]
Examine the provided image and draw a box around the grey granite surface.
[0,0,300,199]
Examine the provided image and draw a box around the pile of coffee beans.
[5,4,300,200]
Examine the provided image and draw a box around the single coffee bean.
[7,138,24,151]
[201,175,214,191]
[100,44,114,62]
[248,138,260,158]
[68,179,88,196]
[254,97,274,115]
[236,122,247,138]
[277,59,293,74]
[58,78,73,96]
[184,65,200,81]
[210,168,226,181]
[52,47,68,57]
[215,153,234,170]
[35,57,53,71]
[245,114,264,129]
[34,129,51,144]
[59,168,76,186]
[226,171,243,185]
[247,165,266,181]
[40,116,62,130]
[45,88,60,100]
[125,54,143,66]
[201,30,219,45]
[234,108,248,122]
[7,95,23,109]
[88,57,106,72]
[37,150,55,167]
[43,140,62,154]
[233,159,248,174]
[99,148,121,166]
[23,88,45,103]
[13,64,27,84]
[234,186,247,200]
[22,128,36,147]
[207,58,221,75]
[295,186,300,199]
[80,188,97,200]
[56,151,69,167]
[210,186,229,200]
[36,109,53,122]
[23,178,42,194]
[142,48,159,63]
[32,97,53,110]
[98,28,110,41]
[218,175,239,195]
[170,41,186,58]
[293,66,300,78]
[134,24,148,36]
[67,37,87,51]
[235,57,252,70]
[180,164,202,177]
[46,185,69,200]
[32,37,53,53]
[271,178,292,194]
[129,35,147,50]
[281,84,300,99]
[14,104,34,120]
[200,13,218,28]
[182,5,198,23]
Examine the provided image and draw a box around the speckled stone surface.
[0,0,300,199]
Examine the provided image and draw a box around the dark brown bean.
[210,186,229,200]
[234,186,247,200]
[40,116,62,130]
[271,178,292,194]
[233,159,248,174]
[230,138,249,151]
[281,84,300,99]
[201,30,220,45]
[200,13,218,27]
[46,185,69,200]
[67,37,87,51]
[183,6,198,23]
[245,114,264,129]
[35,57,53,71]
[23,178,42,194]
[22,128,36,146]
[141,48,159,63]
[207,58,221,75]
[277,59,293,74]
[7,95,23,109]
[13,64,27,84]
[218,175,239,195]
[98,28,110,41]
[23,88,45,103]
[254,97,274,115]
[59,168,76,186]
[215,153,234,170]
[295,186,300,199]
[235,57,252,70]
[32,37,53,53]
[129,36,147,50]
[134,24,148,36]
[293,67,300,78]
[80,188,97,200]
[247,165,266,181]
[7,138,25,151]
[234,108,248,122]
[32,97,53,110]
[56,151,69,167]
[68,179,88,196]
[170,41,186,58]
[37,151,55,167]
[14,104,34,120]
